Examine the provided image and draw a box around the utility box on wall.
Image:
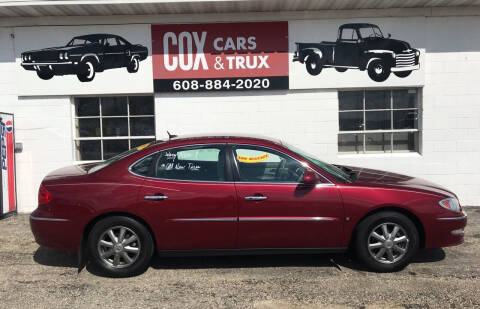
[0,113,16,218]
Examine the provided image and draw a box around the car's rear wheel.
[394,70,412,78]
[77,59,96,82]
[127,57,140,73]
[305,54,323,76]
[87,216,154,277]
[355,211,419,272]
[36,67,54,80]
[367,59,391,82]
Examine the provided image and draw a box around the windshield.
[358,26,383,39]
[283,142,352,183]
[88,142,152,174]
[67,37,101,46]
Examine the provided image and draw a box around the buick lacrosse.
[30,135,467,277]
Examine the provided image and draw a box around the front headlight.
[439,198,462,213]
[392,52,396,58]
[28,54,31,61]
[64,52,69,60]
[59,53,63,60]
[415,50,420,57]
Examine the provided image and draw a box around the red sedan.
[30,135,467,277]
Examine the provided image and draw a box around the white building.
[0,0,479,213]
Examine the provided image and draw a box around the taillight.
[439,197,462,213]
[38,184,52,206]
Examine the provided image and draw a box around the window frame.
[338,88,422,154]
[229,144,332,185]
[72,95,156,163]
[128,143,233,183]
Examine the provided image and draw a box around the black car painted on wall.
[21,34,148,82]
[293,23,420,82]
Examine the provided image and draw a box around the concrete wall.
[1,13,480,212]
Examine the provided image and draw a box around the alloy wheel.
[97,226,141,268]
[367,222,409,264]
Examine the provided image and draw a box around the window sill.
[337,152,422,159]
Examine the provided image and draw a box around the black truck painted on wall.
[293,23,420,82]
[21,34,148,82]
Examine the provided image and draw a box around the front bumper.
[21,61,75,73]
[426,211,467,248]
[391,64,420,72]
[30,208,79,252]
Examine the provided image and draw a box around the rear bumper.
[30,209,79,252]
[425,211,467,248]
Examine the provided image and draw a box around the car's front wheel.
[36,67,54,80]
[127,57,140,73]
[87,216,154,277]
[77,59,96,82]
[367,59,391,82]
[355,211,419,272]
[394,70,412,78]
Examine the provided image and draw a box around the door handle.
[244,196,267,201]
[144,195,168,200]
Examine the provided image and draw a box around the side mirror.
[387,33,392,38]
[302,169,320,185]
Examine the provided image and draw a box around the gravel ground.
[0,208,479,309]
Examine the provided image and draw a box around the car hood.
[24,45,83,54]
[341,165,456,198]
[365,38,412,53]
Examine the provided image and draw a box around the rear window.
[88,142,152,174]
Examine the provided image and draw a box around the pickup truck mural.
[20,34,148,82]
[293,23,420,82]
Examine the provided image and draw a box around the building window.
[338,89,420,154]
[74,96,155,161]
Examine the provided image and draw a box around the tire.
[36,68,54,80]
[87,216,154,277]
[305,54,323,76]
[127,57,140,73]
[367,59,391,82]
[394,71,412,78]
[77,59,96,82]
[355,211,419,272]
[335,67,348,73]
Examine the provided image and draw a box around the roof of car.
[152,133,283,146]
[340,23,378,29]
[73,33,120,40]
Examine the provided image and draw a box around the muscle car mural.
[20,34,148,82]
[293,23,420,82]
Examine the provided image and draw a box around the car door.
[135,144,237,250]
[231,144,344,249]
[335,28,361,67]
[103,37,125,68]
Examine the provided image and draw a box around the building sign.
[289,17,425,89]
[151,22,289,92]
[15,24,153,96]
[0,113,16,217]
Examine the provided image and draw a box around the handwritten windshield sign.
[151,22,288,92]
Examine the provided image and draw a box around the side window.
[130,153,155,176]
[105,37,117,46]
[154,145,225,181]
[116,38,126,46]
[233,146,305,183]
[340,28,357,41]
